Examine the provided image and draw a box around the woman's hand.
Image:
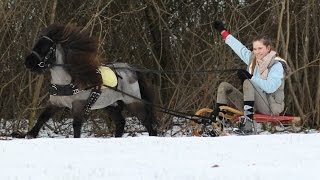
[213,21,226,33]
[237,69,253,84]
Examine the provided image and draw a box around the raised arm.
[213,21,252,65]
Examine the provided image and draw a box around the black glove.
[213,21,226,33]
[237,69,252,84]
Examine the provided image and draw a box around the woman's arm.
[251,62,284,93]
[225,35,252,65]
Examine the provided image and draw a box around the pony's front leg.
[71,100,86,138]
[26,105,60,138]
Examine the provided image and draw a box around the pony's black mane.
[41,23,102,88]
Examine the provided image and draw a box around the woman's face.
[253,40,271,60]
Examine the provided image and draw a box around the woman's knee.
[243,79,252,86]
[218,82,232,91]
[218,82,237,96]
[243,79,254,91]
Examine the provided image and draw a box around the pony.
[24,23,158,138]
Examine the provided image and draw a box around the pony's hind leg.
[126,102,157,136]
[104,104,126,137]
[26,105,60,138]
[71,100,87,138]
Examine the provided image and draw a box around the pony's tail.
[136,71,159,128]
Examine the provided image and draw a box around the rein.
[103,85,215,123]
[107,66,240,75]
[108,66,275,115]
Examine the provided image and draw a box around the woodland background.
[0,0,319,135]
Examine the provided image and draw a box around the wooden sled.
[192,106,301,136]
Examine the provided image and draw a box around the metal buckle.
[38,62,45,68]
[72,89,80,94]
[50,84,58,96]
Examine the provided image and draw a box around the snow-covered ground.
[1,133,320,180]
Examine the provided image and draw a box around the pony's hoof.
[10,132,26,138]
[114,134,123,138]
[26,135,35,139]
[25,132,37,139]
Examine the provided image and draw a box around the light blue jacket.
[225,35,284,94]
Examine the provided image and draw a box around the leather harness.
[36,35,102,116]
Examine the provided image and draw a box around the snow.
[1,133,320,180]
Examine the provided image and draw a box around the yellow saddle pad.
[98,66,117,87]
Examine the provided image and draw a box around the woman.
[212,21,290,134]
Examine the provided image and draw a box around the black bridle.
[31,36,57,70]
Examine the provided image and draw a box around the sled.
[191,106,301,136]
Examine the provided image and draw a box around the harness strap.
[84,87,101,116]
[48,83,101,116]
[49,83,81,96]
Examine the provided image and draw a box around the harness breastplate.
[49,83,80,96]
[48,83,101,116]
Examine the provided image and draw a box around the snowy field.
[1,133,320,180]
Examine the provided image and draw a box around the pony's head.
[25,35,57,73]
[25,23,65,73]
[25,23,102,88]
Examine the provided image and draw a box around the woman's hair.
[250,35,275,73]
[252,35,275,50]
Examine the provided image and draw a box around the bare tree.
[0,0,319,135]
